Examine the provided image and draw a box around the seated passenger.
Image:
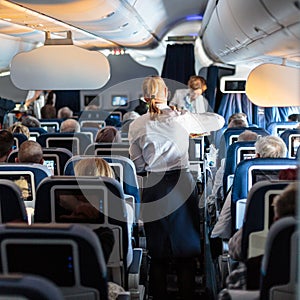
[15,140,44,164]
[21,115,41,128]
[128,76,224,299]
[60,119,80,133]
[211,135,287,240]
[57,106,73,119]
[0,129,14,162]
[218,182,297,297]
[8,122,30,139]
[74,157,133,267]
[40,92,56,119]
[95,126,122,143]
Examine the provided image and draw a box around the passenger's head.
[228,112,248,124]
[95,126,122,143]
[142,76,168,119]
[187,75,207,96]
[0,130,14,162]
[74,158,115,178]
[237,130,258,142]
[60,119,80,133]
[41,104,56,119]
[21,116,40,128]
[228,118,248,128]
[57,106,73,119]
[255,136,287,158]
[287,113,300,122]
[272,182,297,221]
[8,122,30,139]
[16,140,43,164]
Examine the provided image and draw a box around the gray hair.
[60,119,80,133]
[238,130,258,142]
[255,135,287,158]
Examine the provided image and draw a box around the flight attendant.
[128,76,224,299]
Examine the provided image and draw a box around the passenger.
[170,75,209,113]
[218,182,298,297]
[15,140,44,164]
[57,106,73,119]
[40,91,57,119]
[227,112,248,125]
[60,119,80,133]
[128,76,224,299]
[228,118,248,128]
[95,126,122,143]
[287,113,300,122]
[121,111,140,136]
[74,157,134,267]
[211,135,287,240]
[21,115,41,128]
[228,167,298,261]
[8,122,30,139]
[0,129,14,162]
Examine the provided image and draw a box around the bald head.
[16,141,43,164]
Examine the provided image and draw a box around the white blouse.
[128,108,224,173]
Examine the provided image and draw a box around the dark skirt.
[141,169,201,258]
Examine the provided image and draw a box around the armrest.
[221,289,260,300]
[116,292,131,300]
[128,248,143,290]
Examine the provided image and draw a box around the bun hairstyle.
[143,76,167,119]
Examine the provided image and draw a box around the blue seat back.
[37,132,91,155]
[231,158,299,230]
[64,155,140,220]
[260,216,297,300]
[39,118,63,132]
[84,142,130,158]
[240,180,293,260]
[280,129,300,158]
[7,147,72,175]
[0,163,51,208]
[0,223,108,299]
[266,121,299,136]
[218,127,269,166]
[0,274,64,300]
[13,133,27,149]
[223,141,256,193]
[0,179,28,223]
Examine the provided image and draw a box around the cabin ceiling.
[0,0,205,48]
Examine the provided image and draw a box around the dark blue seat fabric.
[280,129,300,158]
[231,158,299,231]
[37,132,91,155]
[218,127,269,167]
[13,133,27,149]
[7,147,72,175]
[0,274,64,300]
[0,223,108,300]
[64,155,140,221]
[266,121,298,135]
[28,127,47,135]
[223,141,256,193]
[0,179,28,223]
[240,180,293,261]
[261,216,297,300]
[84,142,130,158]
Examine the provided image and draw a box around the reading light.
[10,31,110,90]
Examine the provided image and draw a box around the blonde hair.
[142,76,167,119]
[74,158,115,178]
[8,122,30,138]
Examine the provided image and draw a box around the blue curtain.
[217,93,254,125]
[264,106,300,128]
[161,44,195,84]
